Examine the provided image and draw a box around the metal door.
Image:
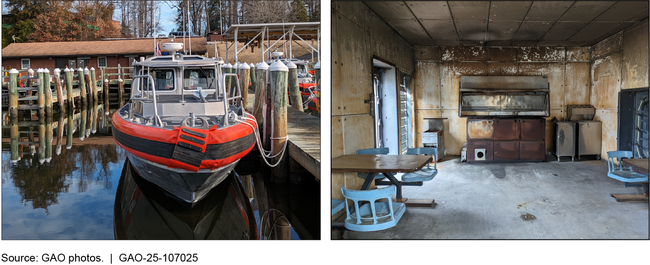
[555,122,576,158]
[577,121,602,156]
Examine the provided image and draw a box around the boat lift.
[221,22,320,63]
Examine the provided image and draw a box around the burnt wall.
[332,1,415,199]
[414,46,591,155]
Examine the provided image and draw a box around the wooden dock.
[286,107,320,180]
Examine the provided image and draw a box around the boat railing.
[131,74,163,127]
[221,73,244,126]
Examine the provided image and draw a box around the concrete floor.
[346,156,649,239]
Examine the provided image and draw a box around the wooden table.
[621,158,649,174]
[332,154,434,206]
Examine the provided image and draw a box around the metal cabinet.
[577,121,602,159]
[555,122,576,161]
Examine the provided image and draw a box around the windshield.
[141,69,174,91]
[183,68,215,90]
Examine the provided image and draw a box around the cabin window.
[183,68,215,91]
[142,69,175,91]
[98,57,107,68]
[21,59,30,69]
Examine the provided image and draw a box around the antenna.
[187,0,191,55]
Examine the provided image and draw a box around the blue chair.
[356,148,389,180]
[401,147,438,182]
[341,185,406,232]
[606,151,649,183]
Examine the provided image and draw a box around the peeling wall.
[590,19,649,159]
[331,1,415,200]
[414,46,592,155]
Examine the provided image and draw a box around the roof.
[1,37,207,58]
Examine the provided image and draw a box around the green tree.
[1,0,51,48]
[290,0,308,22]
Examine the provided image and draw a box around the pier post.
[239,62,250,110]
[253,62,268,128]
[84,67,92,105]
[80,104,87,141]
[118,77,124,107]
[37,69,45,117]
[44,69,53,115]
[104,78,109,100]
[27,68,34,96]
[65,68,74,109]
[90,67,98,102]
[9,69,19,117]
[249,63,256,104]
[54,69,65,111]
[45,114,53,163]
[85,104,92,139]
[10,115,20,164]
[39,117,46,164]
[66,110,73,150]
[78,68,87,105]
[56,114,64,155]
[269,60,289,182]
[287,61,303,111]
[91,102,98,134]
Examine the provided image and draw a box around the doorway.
[372,58,398,154]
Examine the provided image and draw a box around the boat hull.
[127,152,238,204]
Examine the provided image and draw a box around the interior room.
[331,1,649,239]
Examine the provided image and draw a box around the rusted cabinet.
[494,119,519,140]
[467,141,493,162]
[494,141,519,160]
[520,141,545,161]
[467,119,494,140]
[520,119,546,140]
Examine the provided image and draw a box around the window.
[21,59,30,69]
[142,69,175,91]
[98,57,107,68]
[183,68,215,90]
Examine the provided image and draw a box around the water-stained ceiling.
[364,1,649,46]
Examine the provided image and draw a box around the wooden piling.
[269,60,289,182]
[80,105,87,140]
[78,68,87,105]
[56,114,64,155]
[37,69,45,117]
[287,61,303,112]
[65,68,74,109]
[84,67,92,105]
[249,63,256,104]
[9,69,19,117]
[44,69,53,115]
[104,78,109,100]
[66,110,73,150]
[85,104,92,139]
[254,62,268,127]
[27,68,34,96]
[38,117,46,164]
[91,102,98,135]
[54,69,65,111]
[10,115,20,164]
[239,62,250,110]
[45,114,53,163]
[118,77,124,106]
[90,67,98,102]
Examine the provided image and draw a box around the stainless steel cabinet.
[577,121,602,159]
[555,122,576,161]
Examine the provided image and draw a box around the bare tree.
[241,0,291,24]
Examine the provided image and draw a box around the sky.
[158,2,177,34]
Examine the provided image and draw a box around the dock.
[286,107,320,180]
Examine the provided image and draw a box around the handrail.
[131,74,163,127]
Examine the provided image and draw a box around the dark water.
[2,103,319,240]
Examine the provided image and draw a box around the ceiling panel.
[558,1,615,22]
[486,40,512,46]
[435,39,462,46]
[566,22,621,41]
[515,22,554,40]
[594,1,649,21]
[489,1,532,21]
[386,19,434,44]
[455,20,487,40]
[561,40,590,47]
[536,40,566,46]
[487,21,520,40]
[407,1,452,20]
[586,22,636,45]
[365,1,415,19]
[449,1,489,20]
[511,40,539,46]
[541,22,588,40]
[421,20,458,40]
[524,1,573,21]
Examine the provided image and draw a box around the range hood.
[459,76,550,117]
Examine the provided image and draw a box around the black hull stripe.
[113,127,256,161]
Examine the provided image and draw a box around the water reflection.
[113,159,258,240]
[2,102,122,239]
